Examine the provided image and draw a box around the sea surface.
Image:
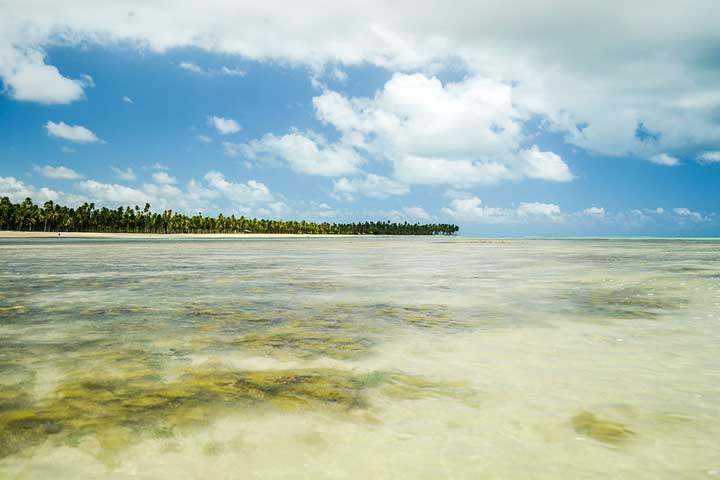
[0,237,719,479]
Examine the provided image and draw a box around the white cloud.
[148,162,169,171]
[208,116,241,135]
[122,96,133,104]
[152,171,176,185]
[195,134,213,143]
[221,66,245,76]
[400,206,431,221]
[61,146,75,153]
[203,171,274,204]
[441,197,516,224]
[581,206,606,218]
[442,197,563,223]
[237,132,365,176]
[649,153,680,166]
[517,202,562,220]
[519,146,573,182]
[309,74,571,186]
[45,121,100,143]
[392,156,514,186]
[33,165,83,180]
[73,171,275,213]
[2,1,719,162]
[332,174,408,201]
[179,61,205,74]
[672,207,703,222]
[0,47,86,104]
[180,63,245,76]
[78,74,94,88]
[111,166,136,181]
[76,180,151,205]
[697,151,720,163]
[0,176,62,203]
[331,67,347,82]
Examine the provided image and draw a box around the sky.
[1,1,719,236]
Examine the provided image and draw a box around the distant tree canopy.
[0,197,459,236]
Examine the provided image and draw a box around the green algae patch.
[561,286,688,319]
[235,326,373,360]
[0,305,27,317]
[378,305,473,330]
[0,364,481,460]
[184,303,280,333]
[371,372,479,407]
[0,367,365,459]
[571,411,634,443]
[284,279,341,291]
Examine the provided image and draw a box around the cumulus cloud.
[111,166,136,181]
[310,74,571,185]
[203,171,274,204]
[697,151,720,163]
[236,132,365,176]
[518,146,573,182]
[179,61,205,74]
[0,176,60,203]
[208,116,241,135]
[332,174,409,201]
[649,153,680,166]
[152,171,176,185]
[0,1,718,163]
[0,47,86,104]
[33,165,83,180]
[581,206,606,218]
[0,1,716,165]
[442,197,563,223]
[195,134,213,143]
[386,205,434,223]
[236,73,571,185]
[75,180,150,204]
[672,207,703,222]
[517,202,562,219]
[78,74,94,88]
[148,162,169,171]
[179,62,245,77]
[221,66,245,76]
[71,171,276,213]
[45,121,100,143]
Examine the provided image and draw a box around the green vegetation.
[560,285,687,319]
[0,197,459,235]
[235,325,374,360]
[571,411,634,443]
[0,365,478,459]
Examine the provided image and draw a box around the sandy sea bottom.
[0,237,719,479]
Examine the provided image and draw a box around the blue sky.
[1,1,719,235]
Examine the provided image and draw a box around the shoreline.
[2,231,717,241]
[0,231,369,239]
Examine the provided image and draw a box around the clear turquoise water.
[1,237,719,478]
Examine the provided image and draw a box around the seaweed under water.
[571,411,634,443]
[0,362,477,460]
[559,285,688,319]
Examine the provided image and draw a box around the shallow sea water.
[0,237,719,479]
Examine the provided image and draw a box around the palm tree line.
[0,197,459,235]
